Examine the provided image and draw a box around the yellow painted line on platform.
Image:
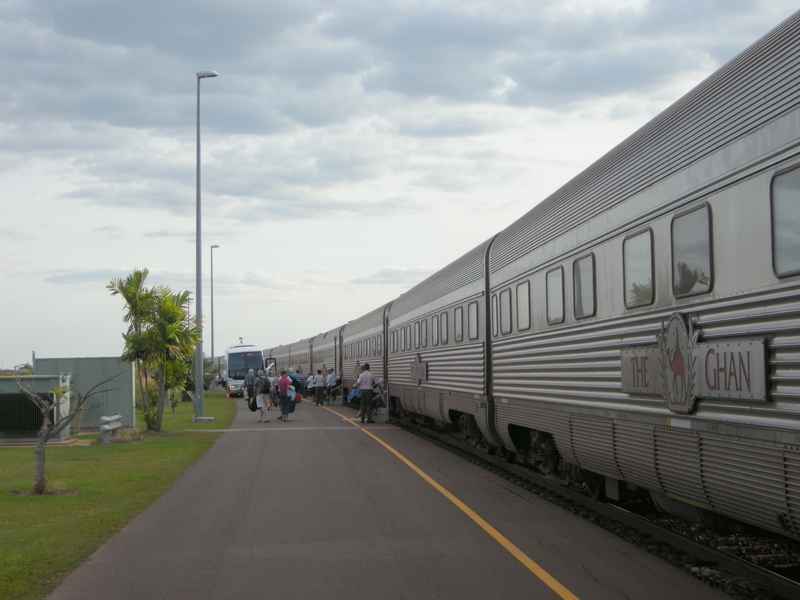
[317,404,579,600]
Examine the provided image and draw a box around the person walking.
[278,369,293,421]
[255,370,271,422]
[354,363,377,423]
[313,369,325,406]
[272,371,280,408]
[305,371,315,399]
[243,368,258,405]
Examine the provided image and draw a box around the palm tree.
[145,287,201,431]
[109,271,200,430]
[107,269,154,412]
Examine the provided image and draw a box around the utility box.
[33,357,135,429]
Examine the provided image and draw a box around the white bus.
[224,344,264,397]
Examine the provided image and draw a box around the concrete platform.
[47,399,730,600]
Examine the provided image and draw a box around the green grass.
[154,389,238,430]
[0,390,237,600]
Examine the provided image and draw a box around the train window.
[623,229,654,308]
[516,281,531,331]
[672,205,712,296]
[573,253,596,318]
[441,311,449,344]
[468,301,479,340]
[378,334,382,355]
[546,267,565,324]
[500,289,512,335]
[421,319,428,348]
[432,315,440,346]
[400,327,406,352]
[358,341,362,356]
[454,306,464,342]
[492,295,499,337]
[406,325,412,350]
[414,321,420,348]
[773,168,800,276]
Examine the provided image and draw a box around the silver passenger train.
[267,11,800,540]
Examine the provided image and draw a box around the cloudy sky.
[0,0,797,368]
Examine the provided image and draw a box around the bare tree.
[15,374,119,494]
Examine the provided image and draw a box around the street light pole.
[210,244,220,370]
[194,70,218,422]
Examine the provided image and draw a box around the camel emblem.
[657,313,698,414]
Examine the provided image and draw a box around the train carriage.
[340,304,389,393]
[269,345,289,374]
[485,11,800,537]
[311,325,344,382]
[286,338,312,381]
[386,241,493,444]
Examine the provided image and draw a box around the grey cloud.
[44,267,197,291]
[93,225,124,239]
[0,227,34,242]
[44,267,139,285]
[144,229,193,239]
[351,266,439,286]
[1,0,793,144]
[395,113,502,138]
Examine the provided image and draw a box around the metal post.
[210,244,219,369]
[194,70,217,422]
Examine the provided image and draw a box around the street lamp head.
[196,70,218,79]
[211,244,220,249]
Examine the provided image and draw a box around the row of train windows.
[491,204,714,334]
[489,165,800,334]
[365,167,800,349]
[313,348,335,362]
[390,301,480,353]
[344,335,383,360]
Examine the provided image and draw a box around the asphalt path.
[47,398,730,599]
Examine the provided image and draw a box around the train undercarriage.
[391,400,749,536]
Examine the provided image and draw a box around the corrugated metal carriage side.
[311,326,344,378]
[287,338,312,380]
[386,240,492,442]
[484,11,800,538]
[341,304,389,393]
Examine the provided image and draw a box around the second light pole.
[194,69,218,422]
[210,244,220,368]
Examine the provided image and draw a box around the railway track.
[393,416,800,600]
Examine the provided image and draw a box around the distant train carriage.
[341,304,389,395]
[386,241,494,445]
[288,338,312,387]
[269,11,800,540]
[311,325,344,383]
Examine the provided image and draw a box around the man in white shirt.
[325,369,337,404]
[354,363,377,423]
[313,370,325,406]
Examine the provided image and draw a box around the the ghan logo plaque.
[657,313,698,414]
[621,312,767,409]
